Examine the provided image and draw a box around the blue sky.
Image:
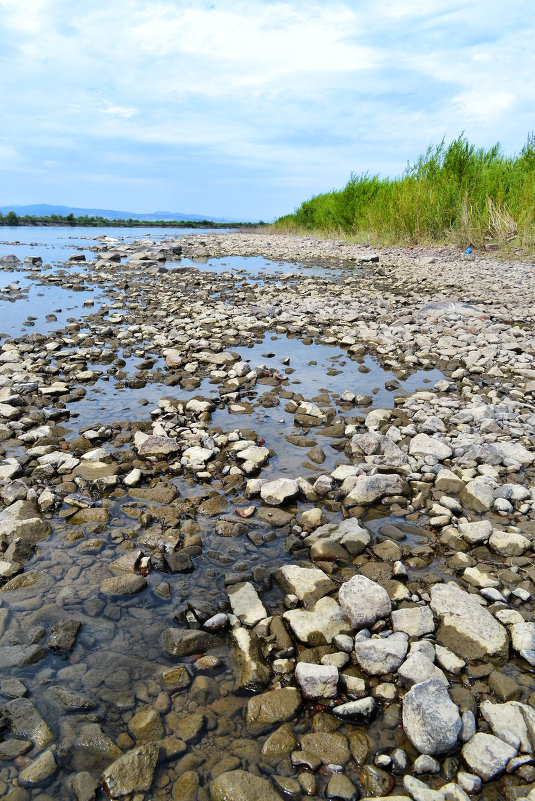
[0,0,533,220]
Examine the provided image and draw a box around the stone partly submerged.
[210,769,283,801]
[101,743,160,798]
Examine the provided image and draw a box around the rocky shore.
[0,231,534,800]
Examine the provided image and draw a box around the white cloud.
[0,0,533,217]
[100,104,139,119]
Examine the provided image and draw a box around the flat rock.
[273,565,335,608]
[344,474,409,506]
[210,770,283,801]
[391,607,435,637]
[462,732,517,781]
[101,742,159,798]
[283,596,352,645]
[430,582,508,660]
[100,575,147,596]
[299,732,350,766]
[295,662,338,698]
[230,627,271,692]
[163,627,223,658]
[3,697,54,752]
[409,433,452,461]
[227,582,267,626]
[260,478,299,506]
[19,748,57,787]
[304,518,371,556]
[246,688,301,732]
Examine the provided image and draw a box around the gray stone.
[227,582,267,626]
[391,607,435,637]
[354,632,409,675]
[402,677,462,755]
[344,473,409,506]
[3,698,54,752]
[409,433,452,460]
[273,564,335,608]
[283,596,351,645]
[461,732,517,781]
[100,575,147,595]
[295,662,338,698]
[339,574,392,630]
[304,518,371,556]
[430,582,508,660]
[0,644,47,669]
[333,697,376,722]
[46,618,81,653]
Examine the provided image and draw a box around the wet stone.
[162,627,223,657]
[246,687,301,732]
[101,742,160,798]
[210,770,283,801]
[100,574,147,595]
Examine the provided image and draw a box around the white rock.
[391,607,435,637]
[338,575,392,630]
[295,663,338,699]
[409,433,452,461]
[227,582,267,627]
[462,732,517,781]
[260,478,299,506]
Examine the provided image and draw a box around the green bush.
[274,134,535,247]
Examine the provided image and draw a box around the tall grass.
[273,135,535,247]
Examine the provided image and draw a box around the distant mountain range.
[0,204,240,223]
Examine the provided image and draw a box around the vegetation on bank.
[0,211,261,228]
[273,135,535,248]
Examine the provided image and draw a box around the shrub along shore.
[273,135,535,249]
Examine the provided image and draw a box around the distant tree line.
[0,211,263,228]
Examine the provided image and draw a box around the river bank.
[0,231,534,800]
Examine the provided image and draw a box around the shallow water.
[0,229,468,800]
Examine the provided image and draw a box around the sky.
[0,0,533,221]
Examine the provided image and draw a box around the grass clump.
[273,134,535,248]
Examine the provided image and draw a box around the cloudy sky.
[0,0,533,220]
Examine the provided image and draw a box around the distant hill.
[0,204,240,223]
